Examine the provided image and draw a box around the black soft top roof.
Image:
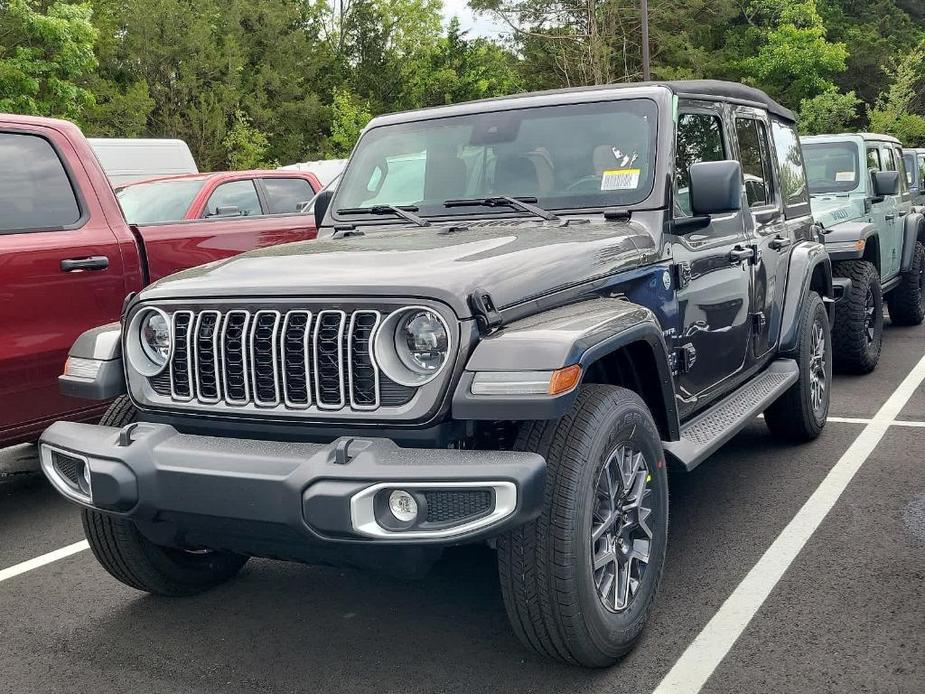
[370,79,796,127]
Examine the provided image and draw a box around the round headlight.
[140,311,170,367]
[126,307,172,377]
[375,307,452,387]
[395,310,449,375]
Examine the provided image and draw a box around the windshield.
[334,99,658,219]
[117,178,207,224]
[803,142,862,195]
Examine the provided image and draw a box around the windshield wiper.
[337,205,430,227]
[443,196,559,221]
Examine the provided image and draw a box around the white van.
[88,138,198,186]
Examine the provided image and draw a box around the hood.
[140,217,660,318]
[809,194,867,229]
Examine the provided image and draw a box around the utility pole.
[640,0,651,81]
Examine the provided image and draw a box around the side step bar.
[663,359,799,471]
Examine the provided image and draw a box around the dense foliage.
[1,0,923,168]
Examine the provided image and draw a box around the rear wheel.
[765,292,831,441]
[888,241,925,326]
[831,260,882,374]
[497,385,668,667]
[83,397,248,596]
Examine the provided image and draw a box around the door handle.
[885,214,896,221]
[60,256,109,272]
[767,235,792,251]
[728,246,755,263]
[899,210,909,217]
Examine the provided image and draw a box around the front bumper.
[39,421,545,550]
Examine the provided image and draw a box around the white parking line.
[0,541,89,584]
[653,351,925,694]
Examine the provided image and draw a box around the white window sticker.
[601,168,641,190]
[835,171,856,182]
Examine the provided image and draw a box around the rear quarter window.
[0,132,81,232]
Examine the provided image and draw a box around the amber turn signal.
[548,364,582,395]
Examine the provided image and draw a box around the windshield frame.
[327,90,670,226]
[802,140,864,196]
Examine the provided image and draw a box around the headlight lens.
[375,307,452,387]
[140,311,170,367]
[395,310,449,375]
[126,307,172,376]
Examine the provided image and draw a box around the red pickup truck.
[0,114,320,446]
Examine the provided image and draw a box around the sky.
[441,0,508,38]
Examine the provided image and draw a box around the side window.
[882,146,897,171]
[262,177,316,214]
[893,147,908,193]
[867,147,882,172]
[674,112,726,218]
[903,153,916,186]
[918,155,925,187]
[0,132,81,232]
[770,121,809,212]
[203,180,262,217]
[735,118,775,208]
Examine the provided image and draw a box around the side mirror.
[872,170,900,198]
[689,160,743,216]
[313,189,334,228]
[209,205,243,218]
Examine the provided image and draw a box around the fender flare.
[453,297,680,439]
[779,241,833,354]
[821,221,878,262]
[900,212,925,272]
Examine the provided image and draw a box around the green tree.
[329,87,372,157]
[0,0,98,122]
[867,42,925,145]
[799,88,861,134]
[222,109,279,169]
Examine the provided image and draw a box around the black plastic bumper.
[39,421,546,550]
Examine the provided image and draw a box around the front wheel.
[497,385,669,667]
[764,292,831,441]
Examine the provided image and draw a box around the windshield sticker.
[601,168,641,190]
[835,171,856,182]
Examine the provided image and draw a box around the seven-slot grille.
[153,307,416,413]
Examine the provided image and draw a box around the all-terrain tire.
[82,397,248,596]
[888,241,925,326]
[497,385,669,667]
[764,292,831,442]
[831,260,882,374]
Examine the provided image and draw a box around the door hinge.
[669,344,697,375]
[673,261,692,290]
[751,311,767,334]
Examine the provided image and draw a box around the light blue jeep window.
[771,121,809,208]
[803,142,861,194]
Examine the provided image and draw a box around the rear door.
[0,126,126,442]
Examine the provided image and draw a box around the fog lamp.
[388,490,418,522]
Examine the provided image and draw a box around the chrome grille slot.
[170,311,193,400]
[193,311,221,402]
[221,311,250,404]
[348,311,381,410]
[281,311,312,407]
[250,310,281,406]
[314,310,346,409]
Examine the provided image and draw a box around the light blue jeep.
[802,133,925,373]
[902,147,925,209]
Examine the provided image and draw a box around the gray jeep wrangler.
[802,133,925,373]
[42,81,834,667]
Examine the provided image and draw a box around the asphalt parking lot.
[2,320,924,694]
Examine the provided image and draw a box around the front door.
[670,105,753,417]
[0,126,127,444]
[879,143,904,279]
